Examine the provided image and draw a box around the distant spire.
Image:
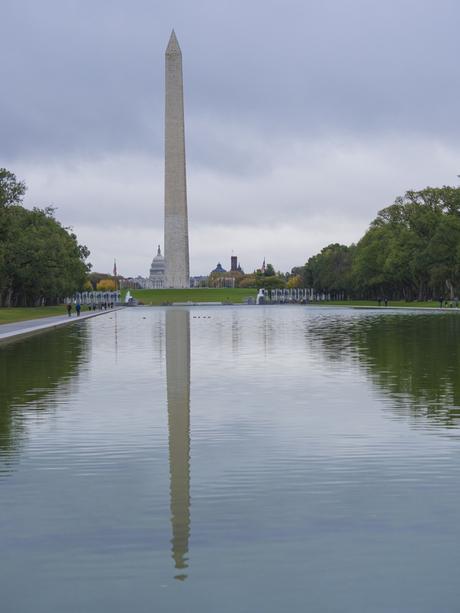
[166,29,181,55]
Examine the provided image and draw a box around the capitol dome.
[149,245,165,288]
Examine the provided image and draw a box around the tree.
[0,170,91,306]
[293,185,460,301]
[255,275,286,289]
[0,169,26,208]
[287,274,303,288]
[238,274,257,288]
[303,244,354,294]
[352,185,460,299]
[88,272,113,289]
[96,278,116,291]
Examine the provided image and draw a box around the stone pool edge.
[0,308,123,344]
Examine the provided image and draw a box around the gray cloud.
[14,135,459,275]
[3,0,460,160]
[1,0,460,275]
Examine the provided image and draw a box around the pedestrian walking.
[76,302,81,316]
[66,303,72,317]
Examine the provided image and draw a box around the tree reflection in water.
[306,312,460,428]
[0,327,87,470]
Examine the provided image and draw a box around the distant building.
[120,277,145,289]
[190,276,208,288]
[230,255,244,274]
[211,262,227,274]
[215,277,235,288]
[136,276,149,289]
[149,245,165,289]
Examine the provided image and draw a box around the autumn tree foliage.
[96,278,116,291]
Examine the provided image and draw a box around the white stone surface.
[164,30,190,288]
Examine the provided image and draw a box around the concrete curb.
[0,308,123,344]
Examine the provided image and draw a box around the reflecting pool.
[1,306,460,612]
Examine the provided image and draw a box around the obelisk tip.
[166,29,181,55]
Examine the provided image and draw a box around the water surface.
[1,306,460,612]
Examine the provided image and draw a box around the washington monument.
[164,30,190,288]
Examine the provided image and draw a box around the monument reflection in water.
[165,309,191,580]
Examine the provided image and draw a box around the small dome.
[211,262,227,274]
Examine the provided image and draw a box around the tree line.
[292,185,460,301]
[3,167,457,303]
[0,169,90,306]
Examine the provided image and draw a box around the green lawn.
[0,306,68,325]
[127,288,257,305]
[126,290,453,309]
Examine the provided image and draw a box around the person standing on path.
[76,302,81,316]
[66,303,72,317]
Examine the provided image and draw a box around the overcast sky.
[1,0,459,276]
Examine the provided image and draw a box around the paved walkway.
[0,308,121,343]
